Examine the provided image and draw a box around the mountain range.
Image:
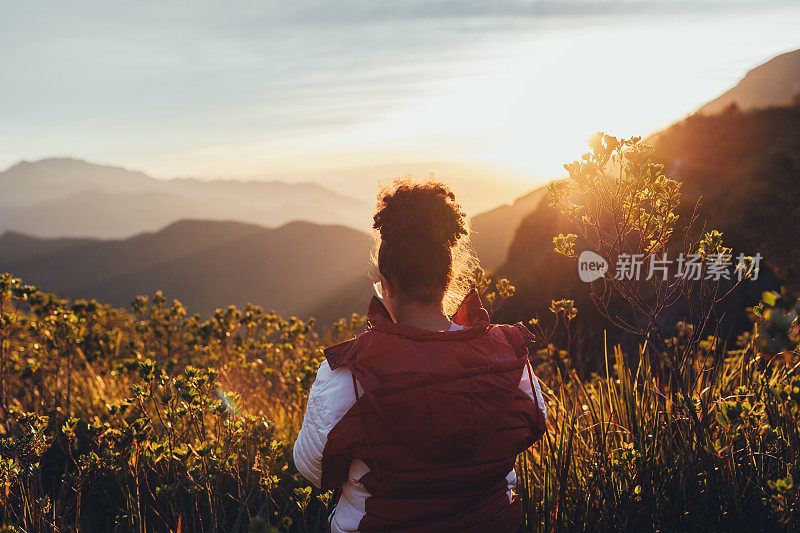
[0,156,537,320]
[0,182,544,321]
[0,219,374,324]
[1,48,798,326]
[0,158,372,238]
[698,49,800,115]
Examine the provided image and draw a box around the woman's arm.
[293,360,359,488]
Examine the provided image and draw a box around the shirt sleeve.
[519,360,547,421]
[293,360,359,488]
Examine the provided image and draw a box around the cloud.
[0,0,796,177]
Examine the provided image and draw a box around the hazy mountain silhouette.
[0,219,374,323]
[698,48,800,115]
[0,154,537,321]
[0,158,371,238]
[0,232,99,264]
[0,158,156,205]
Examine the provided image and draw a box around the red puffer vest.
[319,290,547,532]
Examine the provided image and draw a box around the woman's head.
[372,179,476,316]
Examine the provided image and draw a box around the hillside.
[0,231,98,264]
[698,48,800,114]
[654,105,800,279]
[470,186,548,272]
[0,219,374,323]
[0,158,371,238]
[495,104,800,356]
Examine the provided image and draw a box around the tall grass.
[518,333,800,531]
[527,133,800,531]
[1,272,798,531]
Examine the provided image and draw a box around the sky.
[2,0,800,205]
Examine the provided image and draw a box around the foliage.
[1,132,799,531]
[517,133,800,530]
[3,266,798,531]
[517,292,800,530]
[547,133,765,439]
[0,273,359,532]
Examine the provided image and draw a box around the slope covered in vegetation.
[496,105,800,359]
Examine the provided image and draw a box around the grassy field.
[1,271,798,532]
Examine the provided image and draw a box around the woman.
[293,181,547,532]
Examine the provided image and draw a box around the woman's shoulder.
[322,336,359,371]
[489,321,535,357]
[321,327,387,370]
[313,357,350,387]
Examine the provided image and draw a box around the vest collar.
[366,289,491,341]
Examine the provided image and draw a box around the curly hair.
[372,179,477,314]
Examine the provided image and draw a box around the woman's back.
[294,292,547,532]
[293,180,547,531]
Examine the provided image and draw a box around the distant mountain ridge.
[0,158,372,238]
[5,48,799,329]
[0,219,374,323]
[698,48,800,115]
